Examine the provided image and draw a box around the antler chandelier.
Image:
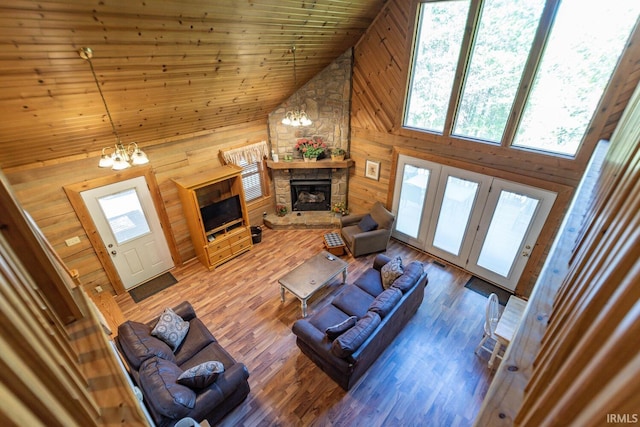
[80,47,149,170]
[282,46,312,127]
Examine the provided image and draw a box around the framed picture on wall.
[365,160,380,180]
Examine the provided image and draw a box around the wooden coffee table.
[278,250,348,317]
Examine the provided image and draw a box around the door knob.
[111,250,117,255]
[521,251,530,257]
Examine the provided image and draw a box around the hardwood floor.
[115,228,495,426]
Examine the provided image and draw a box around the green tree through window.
[405,1,470,133]
[454,0,545,143]
[404,0,640,157]
[513,0,640,155]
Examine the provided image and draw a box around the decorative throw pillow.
[368,287,403,318]
[177,360,225,389]
[325,316,357,341]
[391,262,425,293]
[116,321,177,369]
[139,357,195,419]
[358,214,378,232]
[151,307,190,351]
[331,311,381,358]
[381,256,404,289]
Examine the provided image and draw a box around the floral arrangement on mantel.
[331,147,346,161]
[295,136,327,159]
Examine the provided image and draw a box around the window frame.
[403,0,473,135]
[237,158,270,204]
[401,0,635,160]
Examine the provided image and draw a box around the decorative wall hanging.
[365,160,380,180]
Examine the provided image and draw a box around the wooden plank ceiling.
[0,0,385,169]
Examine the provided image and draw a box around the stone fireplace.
[265,47,353,225]
[268,49,352,163]
[270,163,349,213]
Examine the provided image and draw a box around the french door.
[391,155,556,291]
[465,179,555,288]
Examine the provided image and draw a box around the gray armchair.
[340,201,395,257]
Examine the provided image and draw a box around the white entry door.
[81,176,174,290]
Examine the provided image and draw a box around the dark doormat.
[464,276,512,306]
[129,272,178,303]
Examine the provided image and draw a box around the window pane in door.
[433,176,479,256]
[477,191,538,277]
[453,0,545,142]
[404,1,470,133]
[98,188,151,244]
[395,165,430,239]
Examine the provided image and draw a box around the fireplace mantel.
[266,159,354,170]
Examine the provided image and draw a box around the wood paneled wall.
[5,121,270,295]
[351,1,640,185]
[348,0,640,295]
[476,66,640,427]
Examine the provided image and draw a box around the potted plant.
[331,201,349,216]
[331,147,346,161]
[276,204,288,217]
[295,137,327,161]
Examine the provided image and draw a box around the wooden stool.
[323,232,346,256]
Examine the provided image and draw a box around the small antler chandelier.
[282,46,312,127]
[80,47,149,170]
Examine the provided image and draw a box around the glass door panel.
[391,155,440,248]
[425,167,490,266]
[476,191,539,277]
[395,164,429,239]
[432,176,479,255]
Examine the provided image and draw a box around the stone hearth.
[263,211,341,230]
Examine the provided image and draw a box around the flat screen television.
[200,195,242,232]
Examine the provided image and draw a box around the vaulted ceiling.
[0,0,386,170]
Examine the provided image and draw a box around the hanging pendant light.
[282,46,312,127]
[80,47,149,169]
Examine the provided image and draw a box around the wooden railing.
[0,169,148,426]
[476,77,640,427]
